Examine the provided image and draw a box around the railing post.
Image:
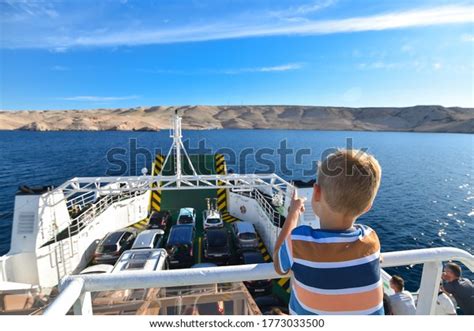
[416,261,443,315]
[73,291,93,315]
[44,278,85,316]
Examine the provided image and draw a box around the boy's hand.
[288,189,306,215]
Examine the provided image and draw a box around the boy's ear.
[363,203,373,213]
[313,183,321,201]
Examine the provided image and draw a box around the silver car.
[131,229,165,250]
[232,221,258,249]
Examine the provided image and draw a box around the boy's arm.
[273,189,305,275]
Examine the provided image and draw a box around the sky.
[0,0,473,110]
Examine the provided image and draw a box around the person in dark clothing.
[383,293,394,315]
[441,262,474,315]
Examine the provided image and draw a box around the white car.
[112,248,168,272]
[177,207,197,226]
[79,264,114,275]
[203,210,223,229]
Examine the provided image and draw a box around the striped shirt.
[275,224,384,315]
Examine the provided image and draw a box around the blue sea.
[0,130,472,290]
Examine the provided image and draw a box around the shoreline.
[0,128,472,134]
[0,105,472,134]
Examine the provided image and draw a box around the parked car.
[203,210,223,229]
[148,210,171,230]
[79,264,115,301]
[112,248,168,272]
[232,221,259,250]
[93,229,137,265]
[177,208,197,226]
[166,224,195,268]
[240,250,273,296]
[191,263,217,269]
[131,229,165,250]
[79,264,114,275]
[203,228,231,264]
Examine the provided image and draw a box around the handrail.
[0,256,7,282]
[35,189,149,272]
[253,189,278,225]
[44,278,85,316]
[43,247,474,316]
[381,247,474,271]
[46,190,146,244]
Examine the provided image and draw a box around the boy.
[273,149,383,315]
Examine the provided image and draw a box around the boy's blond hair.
[317,149,381,216]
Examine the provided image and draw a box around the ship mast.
[162,110,197,180]
[172,109,183,177]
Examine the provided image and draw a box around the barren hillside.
[0,105,472,133]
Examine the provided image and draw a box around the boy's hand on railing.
[288,189,306,216]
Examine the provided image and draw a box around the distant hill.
[0,105,472,133]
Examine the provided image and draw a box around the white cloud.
[269,0,336,21]
[358,60,446,72]
[49,47,68,53]
[2,4,473,49]
[142,63,304,75]
[223,63,304,74]
[358,61,401,70]
[286,0,336,16]
[2,1,59,22]
[258,63,303,72]
[60,95,140,102]
[74,5,474,48]
[51,65,69,71]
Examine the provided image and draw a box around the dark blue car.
[166,224,195,268]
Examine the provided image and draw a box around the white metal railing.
[232,188,284,227]
[35,189,149,273]
[66,190,145,237]
[68,190,145,238]
[66,191,96,211]
[43,247,474,316]
[0,257,6,282]
[43,173,292,208]
[253,189,279,226]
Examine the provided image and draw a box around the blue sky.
[0,0,473,110]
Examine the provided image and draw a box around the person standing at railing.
[388,275,416,315]
[273,149,384,315]
[441,262,474,315]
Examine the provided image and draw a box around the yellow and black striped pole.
[215,154,227,212]
[149,154,165,212]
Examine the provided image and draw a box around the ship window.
[17,212,35,235]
